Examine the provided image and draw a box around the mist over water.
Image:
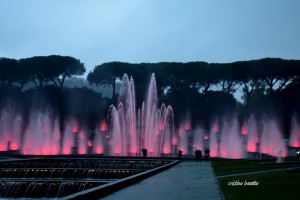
[0,73,298,158]
[246,115,259,153]
[260,117,287,157]
[290,114,300,148]
[108,74,175,157]
[219,117,245,159]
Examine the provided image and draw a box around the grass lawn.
[212,157,300,200]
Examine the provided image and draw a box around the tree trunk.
[112,75,116,99]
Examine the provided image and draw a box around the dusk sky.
[1,0,300,74]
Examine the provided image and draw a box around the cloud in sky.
[1,0,300,73]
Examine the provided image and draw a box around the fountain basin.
[0,156,177,198]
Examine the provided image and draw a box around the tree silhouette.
[48,55,85,89]
[87,62,129,99]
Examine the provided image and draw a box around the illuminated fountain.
[177,126,188,156]
[219,117,245,158]
[0,73,295,159]
[204,114,289,159]
[208,117,245,159]
[290,114,300,148]
[107,74,174,157]
[0,107,22,151]
[209,119,219,157]
[260,117,287,157]
[22,110,60,155]
[0,73,174,157]
[193,125,205,154]
[245,115,259,153]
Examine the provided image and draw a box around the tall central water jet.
[107,73,174,157]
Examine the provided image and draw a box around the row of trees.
[0,55,106,129]
[87,58,300,112]
[2,56,300,130]
[88,59,300,95]
[0,55,85,90]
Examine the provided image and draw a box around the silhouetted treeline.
[0,55,85,90]
[0,55,109,129]
[87,58,300,131]
[2,56,300,133]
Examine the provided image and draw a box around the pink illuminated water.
[212,119,219,133]
[62,119,75,155]
[22,110,61,155]
[290,115,300,147]
[0,108,22,151]
[210,132,218,157]
[210,119,219,157]
[241,120,248,136]
[108,74,174,157]
[0,74,294,159]
[160,105,174,154]
[99,120,107,132]
[193,126,204,152]
[246,115,259,153]
[177,125,188,155]
[260,117,287,157]
[219,117,245,159]
[92,121,105,154]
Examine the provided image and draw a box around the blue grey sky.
[1,0,300,74]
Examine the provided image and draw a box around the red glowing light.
[241,122,248,135]
[291,141,300,148]
[247,143,256,152]
[172,136,178,145]
[51,146,59,155]
[184,120,191,131]
[290,129,300,147]
[261,146,268,154]
[43,147,50,155]
[210,149,218,157]
[113,149,120,155]
[212,120,219,133]
[63,147,71,155]
[162,146,171,154]
[178,128,183,137]
[88,140,93,147]
[72,121,79,133]
[204,135,209,140]
[159,122,164,131]
[95,146,103,154]
[105,135,110,140]
[10,142,19,150]
[99,120,107,131]
[130,146,137,154]
[78,147,86,155]
[0,145,7,151]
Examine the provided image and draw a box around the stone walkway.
[102,161,223,200]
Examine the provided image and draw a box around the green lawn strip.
[212,158,300,176]
[212,158,300,200]
[217,171,300,200]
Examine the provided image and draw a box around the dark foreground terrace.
[0,155,177,199]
